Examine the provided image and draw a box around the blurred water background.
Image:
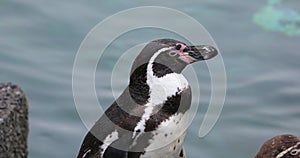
[1,0,300,157]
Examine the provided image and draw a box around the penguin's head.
[255,134,300,158]
[131,39,218,77]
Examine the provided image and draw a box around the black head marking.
[130,39,185,75]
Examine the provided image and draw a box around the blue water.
[1,0,300,158]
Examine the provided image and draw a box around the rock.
[0,83,28,158]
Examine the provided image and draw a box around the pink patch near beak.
[177,44,194,64]
[179,44,187,52]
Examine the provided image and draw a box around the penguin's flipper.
[77,131,102,158]
[77,98,139,158]
[102,146,128,158]
[78,129,132,158]
[77,110,121,158]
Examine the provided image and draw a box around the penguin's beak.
[185,45,218,62]
[174,43,218,64]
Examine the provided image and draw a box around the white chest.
[140,112,189,158]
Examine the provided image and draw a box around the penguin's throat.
[128,63,189,106]
[129,47,188,106]
[146,63,189,105]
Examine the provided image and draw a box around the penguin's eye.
[175,44,181,50]
[290,149,300,156]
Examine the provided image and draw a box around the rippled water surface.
[1,0,300,157]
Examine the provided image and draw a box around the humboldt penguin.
[77,39,218,158]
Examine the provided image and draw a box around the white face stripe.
[132,47,189,141]
[100,130,119,157]
[147,47,173,77]
[276,142,300,158]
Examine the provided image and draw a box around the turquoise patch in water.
[268,0,280,5]
[253,0,300,36]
